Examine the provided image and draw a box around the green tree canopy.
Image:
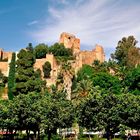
[13,46,45,95]
[49,43,72,57]
[34,43,48,59]
[124,66,140,95]
[78,93,122,140]
[119,94,140,130]
[8,52,16,100]
[112,36,140,68]
[92,72,122,94]
[42,61,52,78]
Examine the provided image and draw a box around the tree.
[57,62,74,100]
[0,91,75,140]
[78,93,122,140]
[92,72,122,94]
[119,94,140,130]
[0,70,4,87]
[34,43,48,59]
[99,93,121,140]
[49,43,72,57]
[127,47,140,68]
[42,61,52,78]
[0,70,7,87]
[76,64,94,82]
[10,93,44,139]
[72,79,93,101]
[78,93,103,134]
[112,36,140,68]
[42,92,75,140]
[8,52,16,100]
[13,46,45,95]
[124,66,140,95]
[0,99,16,138]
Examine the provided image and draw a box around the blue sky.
[0,0,140,59]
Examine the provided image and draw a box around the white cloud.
[27,20,38,26]
[30,0,140,57]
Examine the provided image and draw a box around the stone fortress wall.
[0,32,105,86]
[0,48,12,76]
[60,32,105,66]
[34,54,59,86]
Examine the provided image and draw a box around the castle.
[0,32,105,86]
[0,49,12,76]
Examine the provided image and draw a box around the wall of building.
[0,62,9,76]
[59,32,105,66]
[59,32,80,54]
[34,54,58,86]
[0,49,12,76]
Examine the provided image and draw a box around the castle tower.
[59,32,80,54]
[94,44,105,63]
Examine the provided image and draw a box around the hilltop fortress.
[0,32,105,85]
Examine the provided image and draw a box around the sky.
[0,0,140,59]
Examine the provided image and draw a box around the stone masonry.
[59,32,105,66]
[0,49,12,76]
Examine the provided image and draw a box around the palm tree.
[57,62,74,100]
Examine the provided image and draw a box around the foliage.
[49,43,73,63]
[42,61,52,78]
[124,66,140,95]
[34,43,48,59]
[119,94,140,130]
[0,70,7,87]
[78,93,123,139]
[72,79,93,101]
[92,60,108,73]
[43,92,75,139]
[76,65,94,81]
[49,43,72,57]
[8,52,16,100]
[0,92,75,140]
[112,36,140,68]
[99,94,122,139]
[13,46,45,95]
[92,72,122,94]
[78,93,102,131]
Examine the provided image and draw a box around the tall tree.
[99,93,121,140]
[13,45,45,95]
[78,93,103,133]
[78,93,122,140]
[112,36,140,68]
[8,52,16,100]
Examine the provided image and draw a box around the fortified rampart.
[0,49,12,76]
[59,32,80,54]
[59,32,105,66]
[34,54,58,86]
